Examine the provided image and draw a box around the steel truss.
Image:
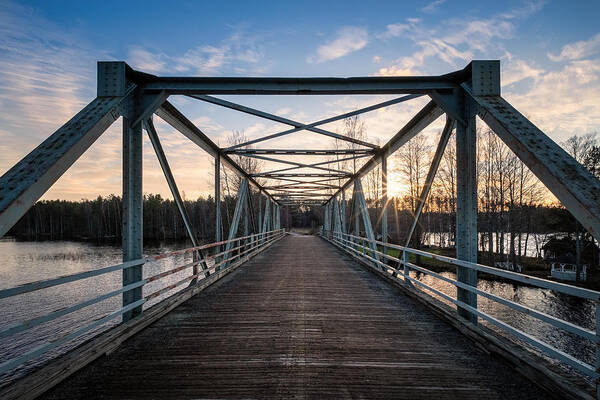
[1,60,599,326]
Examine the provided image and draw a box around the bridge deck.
[42,235,546,399]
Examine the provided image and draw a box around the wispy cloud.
[375,2,545,75]
[128,47,169,73]
[128,31,265,76]
[307,26,368,63]
[421,0,446,13]
[505,58,600,139]
[548,32,600,62]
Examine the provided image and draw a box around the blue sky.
[1,0,600,199]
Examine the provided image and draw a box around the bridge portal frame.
[0,60,599,330]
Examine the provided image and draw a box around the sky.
[1,0,600,200]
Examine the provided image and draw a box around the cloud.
[548,33,600,62]
[128,30,265,76]
[307,26,368,63]
[128,47,169,73]
[421,0,446,13]
[375,2,545,76]
[502,57,545,86]
[505,58,600,140]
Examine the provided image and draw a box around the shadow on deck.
[42,235,546,399]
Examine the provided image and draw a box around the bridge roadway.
[43,235,546,399]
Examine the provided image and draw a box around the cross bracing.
[1,59,600,325]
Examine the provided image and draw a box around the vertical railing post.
[456,93,478,324]
[215,153,221,265]
[403,250,411,285]
[122,113,144,322]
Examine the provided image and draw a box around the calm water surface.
[0,239,595,387]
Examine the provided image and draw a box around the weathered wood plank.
[0,236,284,400]
[37,236,551,399]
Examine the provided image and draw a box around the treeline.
[7,192,285,243]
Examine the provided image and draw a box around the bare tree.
[394,134,432,247]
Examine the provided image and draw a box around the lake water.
[0,238,595,388]
[423,231,553,258]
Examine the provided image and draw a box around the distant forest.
[6,192,576,244]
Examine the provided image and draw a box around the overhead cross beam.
[227,149,374,155]
[242,154,350,175]
[141,76,461,95]
[225,94,422,150]
[255,173,350,178]
[248,153,370,176]
[189,95,376,149]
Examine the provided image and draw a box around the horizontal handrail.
[0,228,285,379]
[0,259,145,300]
[324,230,600,380]
[341,231,600,300]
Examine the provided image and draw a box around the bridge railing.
[0,228,285,379]
[323,230,600,383]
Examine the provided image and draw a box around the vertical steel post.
[341,191,347,233]
[333,196,340,234]
[215,153,221,264]
[122,115,143,322]
[381,155,388,258]
[323,202,330,234]
[223,178,249,269]
[262,198,271,241]
[258,195,262,233]
[456,94,478,324]
[243,192,249,251]
[354,179,379,263]
[353,188,360,246]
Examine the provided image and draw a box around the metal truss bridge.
[0,60,599,399]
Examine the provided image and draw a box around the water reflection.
[411,269,595,381]
[0,240,194,387]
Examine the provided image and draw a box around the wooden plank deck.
[42,235,547,399]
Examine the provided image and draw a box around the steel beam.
[381,155,388,255]
[354,179,379,262]
[256,173,350,178]
[329,101,444,201]
[222,178,249,270]
[215,152,222,261]
[265,184,340,190]
[261,198,271,234]
[405,117,454,246]
[456,96,478,324]
[244,154,349,175]
[226,94,422,150]
[145,119,206,277]
[155,101,278,204]
[465,85,600,242]
[145,119,198,247]
[226,149,374,155]
[0,92,134,237]
[141,76,459,95]
[189,95,375,149]
[122,114,144,322]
